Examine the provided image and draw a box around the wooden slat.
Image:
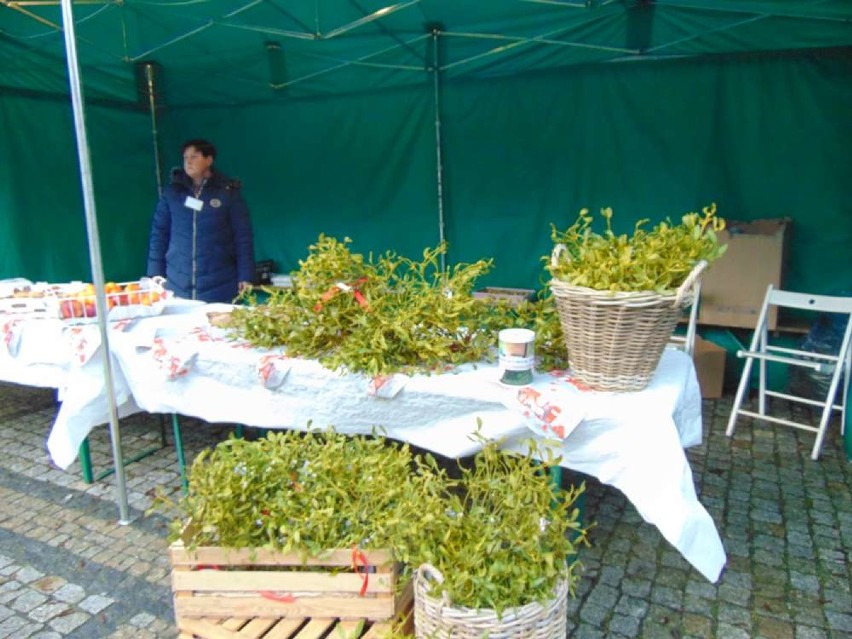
[173,570,394,595]
[178,618,241,639]
[240,618,280,637]
[170,544,394,568]
[262,618,307,639]
[175,595,397,621]
[293,618,335,639]
[221,618,246,630]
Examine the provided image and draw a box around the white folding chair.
[668,279,702,358]
[726,285,852,460]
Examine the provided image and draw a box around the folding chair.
[668,279,702,358]
[726,285,852,460]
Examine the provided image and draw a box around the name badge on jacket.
[184,196,203,211]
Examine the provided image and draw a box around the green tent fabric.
[1,1,851,294]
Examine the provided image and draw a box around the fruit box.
[0,282,65,318]
[55,278,168,323]
[169,540,413,624]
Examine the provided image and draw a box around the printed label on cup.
[498,328,535,385]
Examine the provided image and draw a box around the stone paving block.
[681,612,713,637]
[28,601,70,623]
[50,584,85,605]
[0,583,22,605]
[0,566,19,579]
[573,624,606,639]
[47,610,88,633]
[650,584,683,609]
[718,583,752,605]
[716,601,752,628]
[716,622,752,639]
[824,610,852,635]
[608,613,641,637]
[9,590,48,614]
[755,614,796,639]
[79,593,114,614]
[578,600,610,627]
[0,615,29,638]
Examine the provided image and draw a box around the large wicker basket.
[413,564,568,639]
[549,250,706,392]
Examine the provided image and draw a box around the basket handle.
[418,563,453,607]
[550,243,567,269]
[674,260,707,307]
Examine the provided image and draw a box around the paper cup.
[498,328,535,385]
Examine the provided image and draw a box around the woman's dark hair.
[181,139,216,160]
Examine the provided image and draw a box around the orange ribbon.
[314,277,370,312]
[351,546,370,597]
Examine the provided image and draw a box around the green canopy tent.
[1,0,851,518]
[2,0,851,290]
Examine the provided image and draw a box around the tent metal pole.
[430,29,446,271]
[142,63,164,196]
[60,0,131,525]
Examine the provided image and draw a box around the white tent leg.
[60,0,131,525]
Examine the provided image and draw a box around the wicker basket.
[549,248,707,392]
[413,564,568,639]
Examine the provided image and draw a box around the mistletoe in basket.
[548,203,727,293]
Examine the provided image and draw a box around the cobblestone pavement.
[0,380,849,638]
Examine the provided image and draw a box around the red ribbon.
[260,590,297,603]
[314,277,370,312]
[351,546,370,597]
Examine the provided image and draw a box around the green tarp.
[1,1,851,294]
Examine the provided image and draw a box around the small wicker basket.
[549,247,706,392]
[413,564,568,639]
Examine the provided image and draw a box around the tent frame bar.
[430,28,446,271]
[60,0,131,524]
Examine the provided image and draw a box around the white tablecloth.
[2,301,725,582]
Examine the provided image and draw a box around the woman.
[147,139,255,303]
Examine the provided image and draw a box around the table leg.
[551,467,588,542]
[79,439,94,484]
[845,374,851,462]
[172,413,188,494]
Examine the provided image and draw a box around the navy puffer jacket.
[147,168,255,303]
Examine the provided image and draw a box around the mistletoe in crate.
[155,429,452,563]
[230,234,568,375]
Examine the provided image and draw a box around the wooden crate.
[170,542,412,623]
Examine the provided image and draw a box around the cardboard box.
[693,336,726,399]
[698,218,791,330]
[473,287,535,306]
